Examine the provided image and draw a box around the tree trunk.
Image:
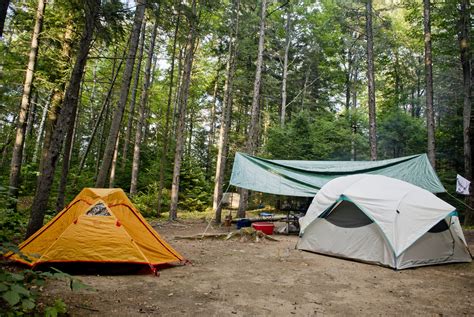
[345,48,352,112]
[32,97,49,162]
[130,19,159,195]
[169,0,198,221]
[122,20,146,169]
[213,0,240,224]
[280,4,290,127]
[95,0,146,187]
[55,101,79,211]
[238,0,267,218]
[157,12,180,216]
[0,0,10,37]
[8,0,46,205]
[366,0,377,161]
[206,61,221,181]
[423,0,436,168]
[108,133,120,188]
[458,0,473,225]
[26,0,100,238]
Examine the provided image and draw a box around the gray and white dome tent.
[297,174,472,269]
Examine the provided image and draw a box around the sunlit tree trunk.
[280,4,290,127]
[108,134,120,188]
[26,0,100,238]
[169,0,198,221]
[423,0,436,168]
[213,0,240,224]
[238,0,267,218]
[131,19,159,195]
[157,12,180,216]
[32,98,48,162]
[122,20,146,169]
[366,0,377,161]
[206,61,221,180]
[96,0,146,187]
[9,0,46,205]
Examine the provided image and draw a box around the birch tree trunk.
[9,0,46,205]
[366,0,377,161]
[122,20,146,169]
[423,0,436,168]
[206,62,221,180]
[108,133,120,188]
[458,0,473,225]
[26,0,100,238]
[213,0,240,224]
[157,13,180,215]
[130,19,158,195]
[32,98,49,162]
[169,0,198,221]
[238,0,267,218]
[95,0,146,187]
[280,5,290,127]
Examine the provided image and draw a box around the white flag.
[456,174,470,195]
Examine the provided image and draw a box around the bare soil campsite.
[42,219,474,316]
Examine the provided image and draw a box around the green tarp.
[230,152,445,197]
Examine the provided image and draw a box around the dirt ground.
[43,219,474,316]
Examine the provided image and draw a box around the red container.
[252,222,274,235]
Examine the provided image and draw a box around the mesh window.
[86,203,111,216]
[324,200,373,228]
[428,219,449,233]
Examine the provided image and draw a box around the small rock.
[168,293,174,297]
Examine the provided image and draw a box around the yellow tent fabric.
[7,188,185,271]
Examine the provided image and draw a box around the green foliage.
[132,182,168,218]
[0,253,89,316]
[178,158,211,213]
[378,109,426,158]
[265,110,368,161]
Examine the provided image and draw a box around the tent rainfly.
[297,175,472,269]
[6,188,185,273]
[230,152,445,196]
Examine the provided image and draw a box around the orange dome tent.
[6,188,185,274]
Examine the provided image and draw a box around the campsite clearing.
[41,219,474,316]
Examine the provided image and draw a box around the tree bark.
[8,0,46,205]
[122,20,146,169]
[423,0,436,168]
[95,0,146,187]
[131,19,159,195]
[55,101,79,211]
[238,0,267,218]
[157,12,180,216]
[280,4,290,127]
[0,0,9,37]
[366,0,377,161]
[26,0,100,238]
[108,133,120,188]
[32,97,49,162]
[213,0,240,224]
[458,0,473,225]
[169,0,198,220]
[206,61,221,180]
